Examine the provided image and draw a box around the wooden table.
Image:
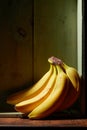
[0,117,87,127]
[0,112,87,127]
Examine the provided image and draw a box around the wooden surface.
[0,117,87,127]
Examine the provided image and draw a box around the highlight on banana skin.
[6,56,81,119]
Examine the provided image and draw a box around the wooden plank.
[0,0,33,93]
[0,118,87,127]
[34,0,77,81]
[0,0,33,111]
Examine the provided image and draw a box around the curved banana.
[56,80,80,112]
[28,65,69,119]
[48,56,81,111]
[7,64,53,105]
[15,65,57,113]
[61,62,81,91]
[57,62,81,111]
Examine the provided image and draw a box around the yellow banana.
[48,56,81,111]
[28,65,69,119]
[15,65,57,113]
[6,56,81,119]
[61,62,81,91]
[7,64,53,105]
[57,82,80,111]
[57,62,81,111]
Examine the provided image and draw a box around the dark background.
[83,0,87,117]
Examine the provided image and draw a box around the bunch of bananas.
[6,56,81,119]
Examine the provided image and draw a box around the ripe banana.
[48,56,81,111]
[56,80,80,112]
[6,56,81,119]
[28,65,70,119]
[57,62,81,111]
[6,64,53,105]
[15,65,57,113]
[62,62,81,90]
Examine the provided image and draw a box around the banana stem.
[56,65,63,74]
[48,56,65,73]
[62,63,69,69]
[49,64,53,71]
[48,56,63,65]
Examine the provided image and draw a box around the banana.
[56,80,80,112]
[28,65,70,119]
[15,65,57,113]
[61,62,81,91]
[7,64,53,105]
[6,56,81,119]
[57,62,81,111]
[48,56,81,111]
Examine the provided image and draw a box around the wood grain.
[0,117,87,127]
